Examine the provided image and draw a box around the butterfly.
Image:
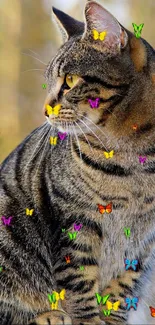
[97,203,112,214]
[74,223,82,232]
[50,301,58,310]
[92,29,107,41]
[106,300,120,311]
[68,231,77,240]
[79,266,84,271]
[124,227,131,238]
[48,293,56,304]
[125,297,139,311]
[50,136,57,146]
[42,84,47,89]
[53,289,66,302]
[88,98,100,109]
[95,293,110,305]
[0,266,3,272]
[132,124,138,131]
[61,228,66,233]
[102,309,111,316]
[139,156,147,165]
[65,256,70,264]
[1,216,13,226]
[103,150,114,159]
[45,104,61,116]
[26,208,34,216]
[132,23,144,38]
[58,132,67,141]
[124,259,138,271]
[150,306,155,317]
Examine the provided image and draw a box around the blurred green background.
[0,0,155,162]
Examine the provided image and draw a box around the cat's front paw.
[29,310,72,325]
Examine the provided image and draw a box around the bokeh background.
[0,0,155,162]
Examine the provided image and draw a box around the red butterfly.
[65,256,71,264]
[97,203,112,214]
[150,306,155,317]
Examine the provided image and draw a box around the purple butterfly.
[74,223,82,231]
[1,216,13,226]
[139,156,147,165]
[58,132,67,141]
[88,98,100,109]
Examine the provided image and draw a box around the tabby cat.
[1,1,155,324]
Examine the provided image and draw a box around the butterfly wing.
[100,31,107,41]
[46,105,52,115]
[68,232,72,240]
[132,23,138,32]
[54,137,57,145]
[102,294,110,305]
[104,151,109,159]
[106,301,112,310]
[105,203,112,214]
[150,306,155,317]
[60,289,66,300]
[113,301,120,311]
[97,204,105,214]
[139,23,144,32]
[54,104,61,115]
[95,293,102,305]
[73,232,77,239]
[30,209,34,216]
[92,29,99,40]
[125,297,131,310]
[131,259,138,271]
[124,258,130,270]
[109,150,114,158]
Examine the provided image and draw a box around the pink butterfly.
[74,223,82,231]
[88,98,100,109]
[58,132,67,140]
[139,156,147,165]
[1,216,13,226]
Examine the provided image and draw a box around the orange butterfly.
[97,203,112,214]
[150,306,155,317]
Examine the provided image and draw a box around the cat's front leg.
[54,227,104,325]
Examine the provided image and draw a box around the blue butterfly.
[125,297,139,311]
[124,259,138,271]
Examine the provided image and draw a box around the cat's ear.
[52,7,84,43]
[82,1,128,53]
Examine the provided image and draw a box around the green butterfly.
[124,227,131,238]
[95,293,110,305]
[61,228,66,233]
[79,266,84,271]
[42,83,47,89]
[68,231,77,240]
[47,293,56,303]
[0,266,3,272]
[103,309,111,316]
[132,23,144,38]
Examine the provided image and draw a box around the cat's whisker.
[21,69,45,74]
[34,127,52,180]
[76,115,108,151]
[27,49,42,59]
[23,123,50,173]
[71,124,83,176]
[77,113,109,146]
[21,52,47,66]
[74,121,99,167]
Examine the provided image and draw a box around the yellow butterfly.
[103,150,114,159]
[50,302,58,310]
[26,208,34,216]
[45,104,61,116]
[106,300,120,311]
[92,29,107,41]
[50,137,57,146]
[53,289,66,301]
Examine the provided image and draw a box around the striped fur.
[1,1,155,324]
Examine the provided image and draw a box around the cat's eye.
[65,74,79,89]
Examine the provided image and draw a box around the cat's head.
[44,1,155,143]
